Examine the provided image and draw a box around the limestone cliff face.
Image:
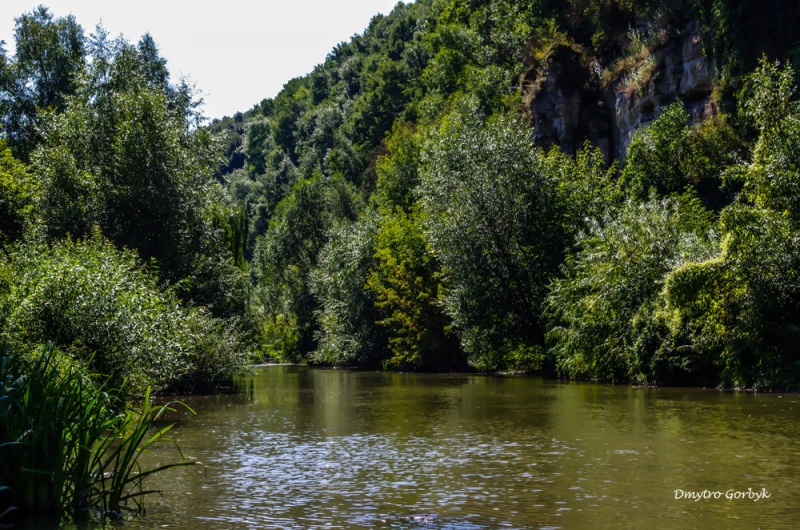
[522,45,612,159]
[522,23,718,162]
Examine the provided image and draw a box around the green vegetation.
[201,0,800,388]
[0,344,196,520]
[0,7,249,522]
[3,0,800,519]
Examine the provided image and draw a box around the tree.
[0,6,86,161]
[33,37,217,278]
[663,204,800,389]
[621,101,745,209]
[420,103,565,370]
[253,175,362,361]
[659,59,800,389]
[365,207,462,370]
[546,196,716,383]
[621,102,690,201]
[0,138,37,243]
[311,212,388,366]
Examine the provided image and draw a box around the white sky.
[1,1,405,120]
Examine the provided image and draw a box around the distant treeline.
[3,1,800,390]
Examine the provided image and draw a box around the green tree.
[420,104,565,370]
[621,102,690,201]
[375,122,421,212]
[32,36,229,294]
[546,196,716,383]
[0,138,37,243]
[660,59,800,389]
[365,207,461,370]
[311,212,388,366]
[0,6,86,161]
[253,175,362,361]
[662,204,800,389]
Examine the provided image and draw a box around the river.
[71,366,800,528]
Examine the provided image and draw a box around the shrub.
[1,233,248,392]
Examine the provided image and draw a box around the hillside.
[3,1,800,390]
[206,0,800,388]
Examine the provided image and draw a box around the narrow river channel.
[73,366,800,528]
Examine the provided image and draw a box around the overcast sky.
[2,1,404,120]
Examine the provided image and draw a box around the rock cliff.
[522,23,718,161]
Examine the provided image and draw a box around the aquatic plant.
[0,344,196,522]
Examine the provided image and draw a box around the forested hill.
[3,1,800,391]
[206,0,800,389]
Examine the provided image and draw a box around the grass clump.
[0,343,197,523]
[603,26,663,92]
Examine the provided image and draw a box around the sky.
[1,1,405,121]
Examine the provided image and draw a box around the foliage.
[621,102,691,200]
[658,59,800,389]
[33,46,217,279]
[4,0,799,389]
[0,139,37,244]
[0,7,85,161]
[365,207,461,370]
[543,142,622,235]
[420,104,564,370]
[311,213,387,366]
[738,57,800,222]
[546,196,716,383]
[375,122,421,212]
[252,175,362,361]
[622,101,745,209]
[0,344,196,520]
[1,234,248,392]
[662,204,800,389]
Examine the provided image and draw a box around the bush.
[1,233,248,392]
[546,196,716,383]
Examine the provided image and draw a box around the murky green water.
[80,366,800,528]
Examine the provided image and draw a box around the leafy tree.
[662,204,800,389]
[621,102,691,201]
[660,59,800,389]
[365,207,461,370]
[542,142,622,237]
[0,6,85,161]
[375,122,421,212]
[253,175,362,361]
[311,212,388,366]
[0,138,37,243]
[420,103,565,370]
[622,101,745,209]
[546,196,716,383]
[271,77,312,163]
[739,57,800,222]
[243,117,274,177]
[31,36,236,308]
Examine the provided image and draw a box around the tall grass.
[0,344,197,522]
[602,26,663,92]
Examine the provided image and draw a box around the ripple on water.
[133,368,800,530]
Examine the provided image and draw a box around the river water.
[105,366,799,528]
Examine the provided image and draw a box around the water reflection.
[105,366,800,529]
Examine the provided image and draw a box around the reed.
[0,343,196,522]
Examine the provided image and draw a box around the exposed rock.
[608,25,717,160]
[522,23,718,162]
[523,45,612,161]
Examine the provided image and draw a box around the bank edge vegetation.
[1,0,799,521]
